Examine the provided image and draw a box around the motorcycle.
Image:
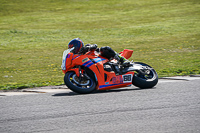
[61,47,158,94]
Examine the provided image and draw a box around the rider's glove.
[78,46,89,54]
[96,48,100,52]
[78,44,98,54]
[89,44,98,51]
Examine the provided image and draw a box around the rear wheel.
[132,62,158,89]
[64,71,96,94]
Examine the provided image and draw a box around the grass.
[0,0,200,90]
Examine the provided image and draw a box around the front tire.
[132,62,158,89]
[64,71,96,94]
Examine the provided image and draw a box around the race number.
[122,74,133,83]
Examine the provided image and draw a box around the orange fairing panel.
[65,53,73,70]
[98,72,134,90]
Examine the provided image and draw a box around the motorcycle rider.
[68,38,130,66]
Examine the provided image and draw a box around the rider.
[68,38,130,66]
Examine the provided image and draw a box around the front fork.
[78,66,82,82]
[77,66,90,83]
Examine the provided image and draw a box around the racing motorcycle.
[61,47,158,94]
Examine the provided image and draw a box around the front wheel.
[64,71,96,94]
[132,62,158,89]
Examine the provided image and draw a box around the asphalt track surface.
[0,76,200,133]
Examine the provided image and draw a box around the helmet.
[68,38,84,54]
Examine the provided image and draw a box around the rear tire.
[132,62,158,89]
[64,71,96,94]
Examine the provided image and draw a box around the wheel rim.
[136,64,157,81]
[69,73,93,89]
[72,74,90,86]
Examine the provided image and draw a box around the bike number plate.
[122,74,133,83]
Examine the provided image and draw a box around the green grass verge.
[0,0,200,90]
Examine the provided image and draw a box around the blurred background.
[0,0,199,90]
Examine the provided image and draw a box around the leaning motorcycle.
[61,48,158,94]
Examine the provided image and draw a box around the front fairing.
[61,47,75,71]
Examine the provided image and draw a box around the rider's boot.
[114,54,131,67]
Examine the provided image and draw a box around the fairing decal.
[93,58,105,63]
[86,62,94,67]
[67,54,71,58]
[82,60,94,68]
